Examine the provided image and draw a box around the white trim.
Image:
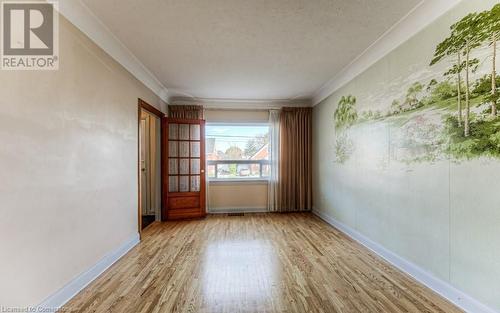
[56,1,169,103]
[37,233,140,311]
[172,97,311,109]
[205,119,269,124]
[209,179,269,185]
[312,209,499,313]
[311,0,462,106]
[209,207,268,214]
[206,122,270,126]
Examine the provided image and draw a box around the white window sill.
[208,179,269,185]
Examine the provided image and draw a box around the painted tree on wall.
[431,25,465,126]
[456,13,483,136]
[437,5,500,159]
[390,99,401,114]
[332,4,500,165]
[431,11,494,136]
[481,4,500,117]
[333,95,358,163]
[404,82,424,109]
[334,95,358,130]
[432,13,479,136]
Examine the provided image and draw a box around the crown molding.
[56,1,169,104]
[56,0,462,108]
[311,0,463,106]
[170,97,312,110]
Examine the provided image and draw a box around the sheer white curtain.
[268,109,280,212]
[204,108,211,213]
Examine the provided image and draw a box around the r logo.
[2,2,54,55]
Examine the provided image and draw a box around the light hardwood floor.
[63,213,462,313]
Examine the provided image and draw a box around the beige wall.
[208,182,268,211]
[204,108,269,123]
[0,15,165,306]
[204,109,269,211]
[312,1,500,310]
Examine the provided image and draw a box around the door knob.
[201,169,205,173]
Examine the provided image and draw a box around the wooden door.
[162,118,206,220]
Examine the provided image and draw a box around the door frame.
[138,99,165,238]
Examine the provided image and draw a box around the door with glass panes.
[163,118,206,220]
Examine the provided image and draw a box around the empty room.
[1,0,500,312]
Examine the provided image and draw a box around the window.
[206,124,270,180]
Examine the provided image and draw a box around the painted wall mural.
[313,1,500,311]
[333,4,500,165]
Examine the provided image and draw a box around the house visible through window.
[206,124,270,180]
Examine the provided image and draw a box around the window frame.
[205,122,270,183]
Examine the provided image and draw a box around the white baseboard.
[208,207,268,214]
[37,233,140,310]
[312,209,498,313]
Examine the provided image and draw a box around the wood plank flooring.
[63,213,462,313]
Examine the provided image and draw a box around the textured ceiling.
[82,0,421,101]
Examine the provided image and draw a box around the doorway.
[138,99,164,232]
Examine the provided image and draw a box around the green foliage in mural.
[427,79,438,92]
[334,133,353,164]
[478,4,500,117]
[333,95,358,131]
[333,95,358,163]
[390,100,401,115]
[444,115,500,159]
[332,4,500,165]
[404,82,424,109]
[473,75,500,95]
[429,81,457,102]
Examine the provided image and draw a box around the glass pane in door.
[169,159,178,174]
[179,159,189,174]
[179,141,189,157]
[191,159,200,174]
[179,176,189,192]
[168,141,178,157]
[190,175,200,192]
[190,124,200,140]
[168,124,178,140]
[179,124,190,140]
[168,176,178,192]
[190,142,200,158]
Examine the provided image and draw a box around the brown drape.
[168,105,204,119]
[278,107,313,212]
